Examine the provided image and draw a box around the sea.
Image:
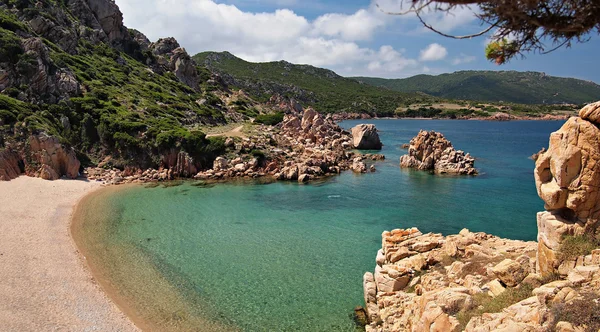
[73,119,564,331]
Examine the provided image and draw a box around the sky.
[114,0,600,83]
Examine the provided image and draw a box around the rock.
[298,173,310,183]
[485,279,506,297]
[369,165,376,172]
[351,157,367,173]
[578,101,600,124]
[363,272,379,322]
[353,306,368,327]
[534,112,600,275]
[492,259,529,287]
[28,134,80,179]
[400,130,477,175]
[0,150,23,181]
[351,124,382,150]
[150,38,200,91]
[38,164,59,180]
[213,157,229,171]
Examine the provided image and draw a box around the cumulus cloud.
[114,0,476,77]
[419,43,448,61]
[312,9,385,41]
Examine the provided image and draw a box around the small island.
[400,130,477,175]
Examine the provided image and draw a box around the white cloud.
[312,9,385,41]
[116,0,479,77]
[419,43,448,61]
[452,54,477,65]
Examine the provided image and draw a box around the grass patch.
[558,235,600,261]
[550,291,600,332]
[456,284,534,329]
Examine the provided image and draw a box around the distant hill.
[193,51,437,116]
[352,71,600,105]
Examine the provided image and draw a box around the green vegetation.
[254,112,284,125]
[0,6,228,169]
[193,51,438,116]
[353,71,600,105]
[550,291,600,332]
[456,284,534,329]
[558,234,600,261]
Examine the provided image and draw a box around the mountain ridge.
[352,71,600,104]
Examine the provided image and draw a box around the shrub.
[255,112,284,125]
[550,291,600,332]
[456,284,534,328]
[250,149,266,162]
[0,28,24,63]
[558,235,600,261]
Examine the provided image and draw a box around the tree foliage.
[379,0,600,64]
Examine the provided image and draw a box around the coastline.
[70,183,239,332]
[0,176,138,331]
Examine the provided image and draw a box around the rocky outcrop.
[150,37,200,91]
[363,228,537,332]
[400,130,477,175]
[28,134,80,180]
[363,102,600,332]
[351,124,382,150]
[0,149,23,181]
[0,134,80,181]
[268,94,303,114]
[534,103,600,276]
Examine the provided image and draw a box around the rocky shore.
[362,102,600,331]
[81,108,385,185]
[400,130,477,175]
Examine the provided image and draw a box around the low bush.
[255,112,284,125]
[456,284,534,328]
[550,291,600,331]
[558,235,600,261]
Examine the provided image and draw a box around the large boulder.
[534,107,600,275]
[351,124,382,150]
[492,259,528,287]
[28,135,80,179]
[400,130,476,175]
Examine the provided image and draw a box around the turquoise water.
[81,119,564,331]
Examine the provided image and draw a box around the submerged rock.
[400,130,477,175]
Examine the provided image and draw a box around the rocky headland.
[82,109,385,185]
[362,102,600,332]
[400,130,477,175]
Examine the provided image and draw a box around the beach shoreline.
[0,176,138,331]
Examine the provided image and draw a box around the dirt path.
[206,125,246,138]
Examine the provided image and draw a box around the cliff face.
[363,102,600,332]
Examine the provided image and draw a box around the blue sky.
[115,0,599,83]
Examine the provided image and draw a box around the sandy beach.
[0,176,138,331]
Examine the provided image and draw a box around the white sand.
[0,176,138,331]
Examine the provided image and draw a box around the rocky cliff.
[400,130,477,175]
[0,0,275,181]
[363,102,600,331]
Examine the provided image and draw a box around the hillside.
[353,71,600,104]
[193,51,436,116]
[0,0,280,175]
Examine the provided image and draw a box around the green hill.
[193,51,436,116]
[0,0,239,171]
[353,71,600,104]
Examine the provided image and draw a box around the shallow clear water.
[77,119,564,331]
